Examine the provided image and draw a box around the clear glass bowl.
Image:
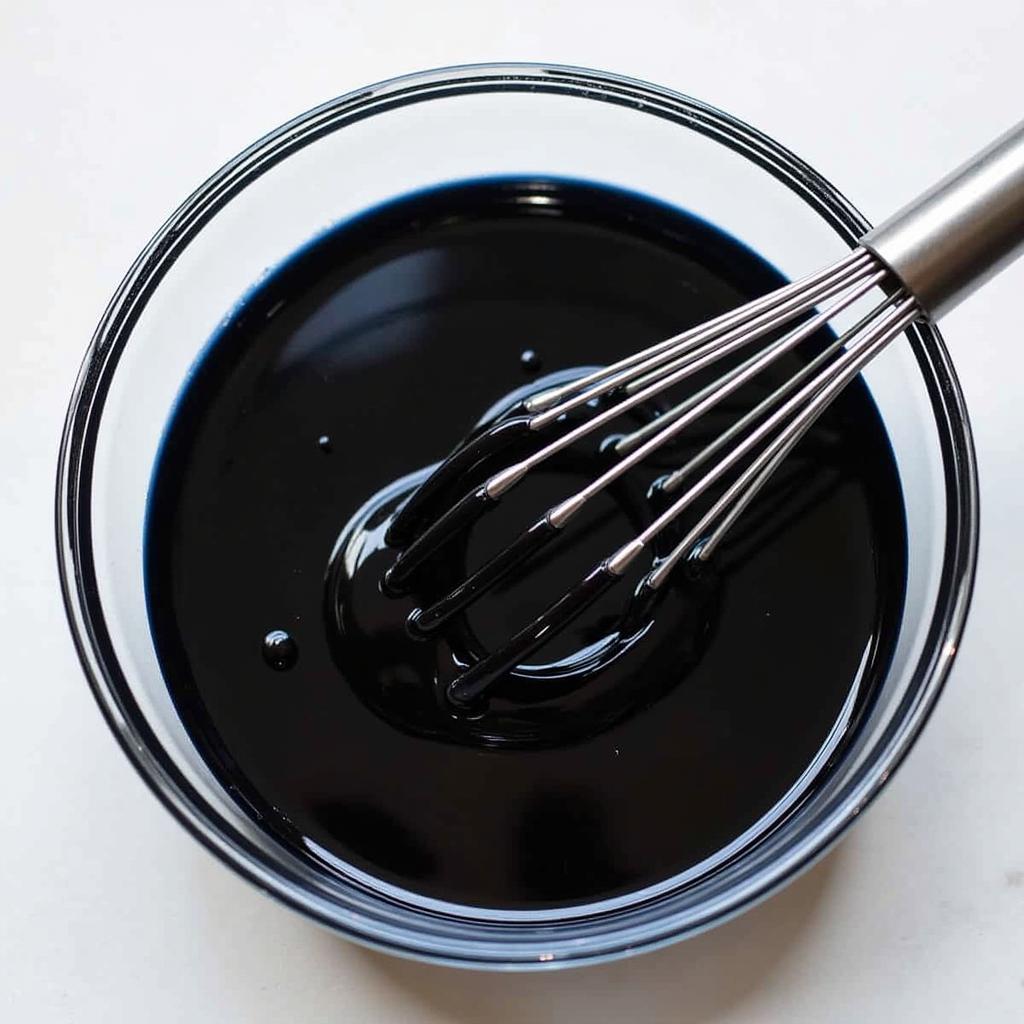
[56,64,977,969]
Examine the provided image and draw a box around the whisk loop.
[391,246,914,706]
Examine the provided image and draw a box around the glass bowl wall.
[57,64,976,968]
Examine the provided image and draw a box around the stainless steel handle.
[861,120,1024,319]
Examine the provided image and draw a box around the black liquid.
[146,178,906,909]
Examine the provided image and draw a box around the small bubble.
[317,434,332,453]
[520,349,541,374]
[262,629,298,670]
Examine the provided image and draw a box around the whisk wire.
[613,269,888,457]
[656,294,900,494]
[486,253,886,500]
[522,248,872,416]
[646,296,919,582]
[544,268,889,529]
[525,251,877,431]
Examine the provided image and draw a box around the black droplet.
[262,629,298,670]
[520,349,541,374]
[317,434,332,453]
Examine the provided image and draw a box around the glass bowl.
[56,64,977,969]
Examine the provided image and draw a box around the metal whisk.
[385,120,1024,708]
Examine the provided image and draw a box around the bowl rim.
[55,61,979,969]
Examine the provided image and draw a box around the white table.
[3,1,1023,1019]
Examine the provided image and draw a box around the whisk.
[384,120,1024,709]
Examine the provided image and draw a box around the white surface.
[2,0,1023,1019]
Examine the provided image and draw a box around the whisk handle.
[861,119,1024,319]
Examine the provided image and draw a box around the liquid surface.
[146,179,907,909]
